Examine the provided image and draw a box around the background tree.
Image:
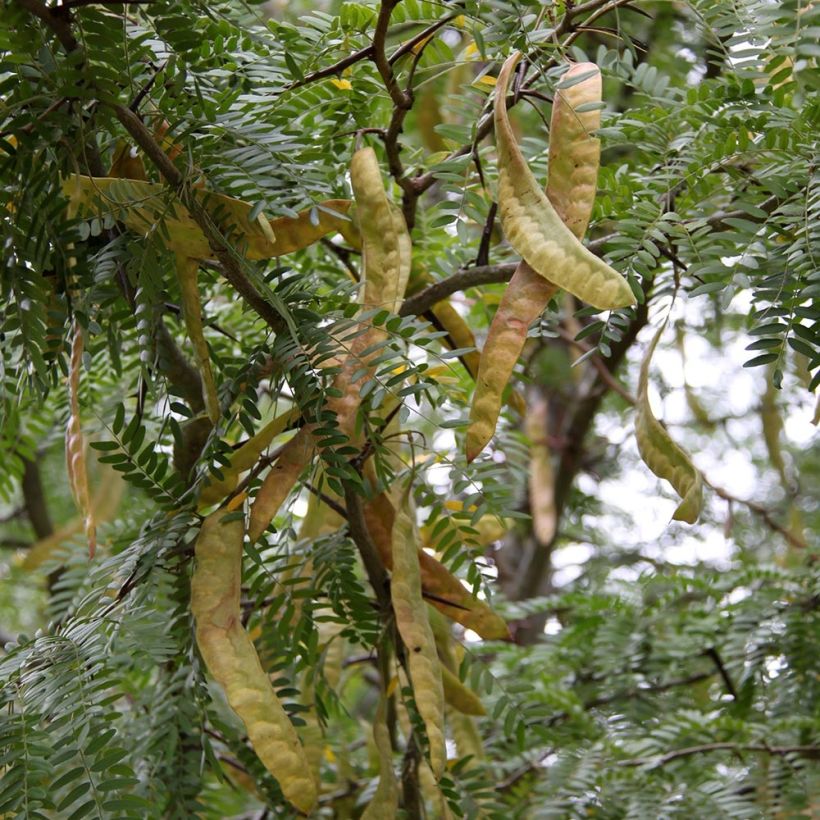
[1,0,818,817]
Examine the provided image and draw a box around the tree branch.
[619,742,820,768]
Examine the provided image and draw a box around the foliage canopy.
[1,0,818,817]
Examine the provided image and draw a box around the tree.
[1,0,818,816]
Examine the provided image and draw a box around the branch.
[286,45,374,92]
[619,742,820,768]
[708,480,807,550]
[372,0,409,109]
[343,482,391,611]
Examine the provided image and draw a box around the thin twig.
[619,742,820,768]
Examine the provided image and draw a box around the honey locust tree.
[1,0,818,817]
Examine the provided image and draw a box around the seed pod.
[199,407,301,507]
[467,60,607,460]
[390,483,446,777]
[361,696,399,819]
[430,300,481,381]
[466,269,556,461]
[248,426,315,541]
[440,664,485,716]
[176,255,220,425]
[350,147,411,314]
[363,489,510,640]
[527,394,557,545]
[65,320,96,559]
[635,320,703,523]
[494,52,634,310]
[449,709,484,766]
[761,365,789,488]
[62,175,354,260]
[191,511,317,814]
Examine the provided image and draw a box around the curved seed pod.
[175,255,220,425]
[363,490,510,640]
[361,696,399,819]
[199,407,301,507]
[350,147,411,314]
[635,321,703,524]
[466,269,556,461]
[248,426,315,541]
[390,483,446,777]
[431,300,481,380]
[440,664,486,716]
[761,366,789,488]
[191,511,317,814]
[66,321,96,559]
[467,60,607,460]
[63,175,353,261]
[527,394,557,545]
[494,52,634,310]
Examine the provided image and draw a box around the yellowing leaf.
[474,74,497,87]
[494,52,635,310]
[635,320,703,524]
[63,175,354,261]
[330,77,353,90]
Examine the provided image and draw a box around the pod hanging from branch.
[390,482,446,777]
[635,320,703,524]
[467,58,613,460]
[191,511,317,814]
[493,51,635,310]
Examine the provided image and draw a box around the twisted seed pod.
[176,256,220,425]
[248,426,315,541]
[527,394,557,545]
[494,52,634,310]
[363,488,510,640]
[191,511,317,814]
[66,320,96,559]
[466,60,605,460]
[635,320,703,524]
[390,483,446,777]
[199,407,301,507]
[361,696,399,819]
[449,709,485,767]
[63,175,354,260]
[350,147,411,314]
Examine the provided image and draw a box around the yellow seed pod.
[635,320,703,523]
[350,147,412,314]
[361,695,399,819]
[248,426,315,541]
[431,300,481,380]
[467,60,610,460]
[191,511,317,814]
[494,52,634,310]
[175,255,220,425]
[466,269,556,461]
[356,155,410,311]
[390,483,446,777]
[63,174,354,260]
[199,407,301,507]
[761,366,789,488]
[65,320,96,558]
[440,664,486,716]
[527,394,557,545]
